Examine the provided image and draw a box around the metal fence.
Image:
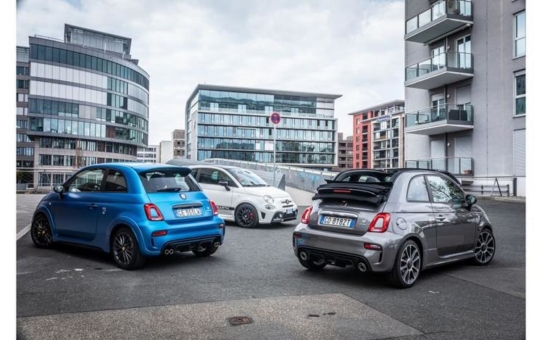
[16,168,76,193]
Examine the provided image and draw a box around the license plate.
[175,208,202,217]
[286,208,293,214]
[319,216,354,228]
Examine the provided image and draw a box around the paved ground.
[16,194,526,339]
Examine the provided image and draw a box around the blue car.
[30,163,226,269]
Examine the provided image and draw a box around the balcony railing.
[405,157,474,176]
[405,104,473,135]
[405,52,474,89]
[405,0,473,43]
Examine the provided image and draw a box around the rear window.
[139,170,200,193]
[334,171,392,183]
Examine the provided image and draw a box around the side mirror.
[218,181,231,191]
[53,185,65,195]
[466,194,477,206]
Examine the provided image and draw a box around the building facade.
[332,132,353,172]
[136,145,158,163]
[172,129,186,159]
[159,140,173,163]
[350,100,405,170]
[17,24,150,187]
[185,84,341,169]
[404,0,526,195]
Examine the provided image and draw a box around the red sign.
[270,112,281,125]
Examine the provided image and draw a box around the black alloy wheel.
[235,204,259,228]
[111,227,145,270]
[30,214,54,248]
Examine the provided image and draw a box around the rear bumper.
[292,223,403,273]
[137,216,226,256]
[162,235,222,255]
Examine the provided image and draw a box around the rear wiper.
[156,187,183,192]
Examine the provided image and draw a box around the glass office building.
[18,24,150,187]
[185,85,341,169]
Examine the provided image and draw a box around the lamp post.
[270,112,281,187]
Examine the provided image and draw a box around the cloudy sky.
[16,0,405,145]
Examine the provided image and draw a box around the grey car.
[292,169,496,288]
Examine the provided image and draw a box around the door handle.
[88,203,98,209]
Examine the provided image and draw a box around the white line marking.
[45,277,58,281]
[17,223,31,241]
[56,269,70,274]
[74,268,84,272]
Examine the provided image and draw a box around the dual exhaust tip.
[299,250,368,272]
[164,240,221,255]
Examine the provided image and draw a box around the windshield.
[226,168,268,187]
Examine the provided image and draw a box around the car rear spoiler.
[313,182,392,205]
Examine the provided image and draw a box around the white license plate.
[286,209,293,214]
[175,208,202,217]
[319,216,354,228]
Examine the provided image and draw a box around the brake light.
[210,200,219,216]
[364,243,382,250]
[300,206,313,224]
[152,230,167,237]
[333,189,351,193]
[144,204,164,221]
[368,213,391,233]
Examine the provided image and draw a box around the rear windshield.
[139,170,200,193]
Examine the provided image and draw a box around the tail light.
[144,204,164,221]
[210,200,219,216]
[152,230,167,237]
[368,213,391,233]
[300,206,313,224]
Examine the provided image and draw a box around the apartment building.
[332,132,354,172]
[404,0,526,195]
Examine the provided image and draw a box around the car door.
[196,168,235,218]
[426,175,477,256]
[53,168,106,241]
[95,168,130,238]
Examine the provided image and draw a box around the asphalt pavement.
[16,193,526,339]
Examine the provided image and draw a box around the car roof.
[335,168,461,185]
[83,162,190,172]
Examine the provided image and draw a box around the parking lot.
[16,194,525,339]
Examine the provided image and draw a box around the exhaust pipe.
[357,261,367,273]
[214,242,221,248]
[299,251,308,261]
[164,248,174,255]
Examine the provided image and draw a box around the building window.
[514,11,526,58]
[515,71,526,116]
[16,79,29,89]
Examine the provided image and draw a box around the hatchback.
[188,165,298,228]
[292,168,496,288]
[30,163,226,269]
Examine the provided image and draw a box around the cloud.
[17,0,405,144]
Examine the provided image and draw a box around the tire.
[30,214,54,249]
[234,203,259,228]
[192,242,219,257]
[472,228,496,266]
[298,253,327,271]
[111,227,146,270]
[386,240,422,289]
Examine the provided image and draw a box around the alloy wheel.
[236,206,254,227]
[113,232,135,266]
[399,244,421,285]
[474,230,495,264]
[31,217,53,247]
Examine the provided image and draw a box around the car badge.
[180,193,187,200]
[285,199,291,204]
[340,201,348,207]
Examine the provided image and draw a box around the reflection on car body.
[293,168,495,288]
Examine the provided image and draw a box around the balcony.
[406,52,473,89]
[405,104,474,135]
[405,157,474,176]
[405,0,473,44]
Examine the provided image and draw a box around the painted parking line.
[17,223,31,241]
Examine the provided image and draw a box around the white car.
[188,165,298,228]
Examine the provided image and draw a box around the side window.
[427,175,465,203]
[104,170,128,192]
[407,176,430,202]
[67,169,105,192]
[190,168,199,179]
[198,168,219,185]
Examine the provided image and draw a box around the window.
[67,169,105,192]
[103,170,127,192]
[514,11,526,58]
[515,71,526,115]
[407,176,430,202]
[140,170,198,193]
[427,175,464,204]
